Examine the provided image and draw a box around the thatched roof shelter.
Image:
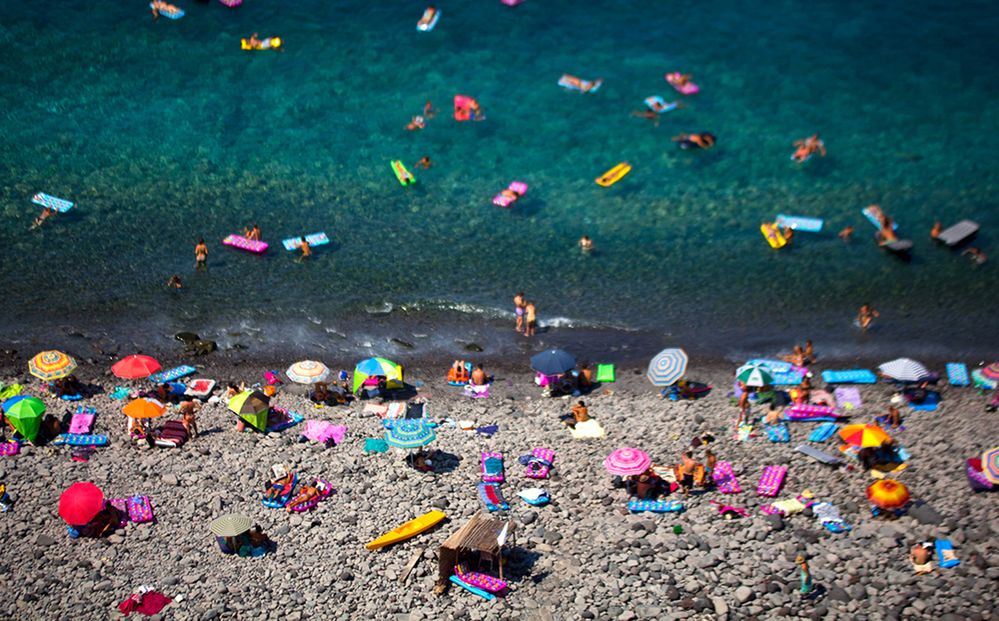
[437,512,515,583]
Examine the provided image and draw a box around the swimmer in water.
[406,115,425,131]
[838,225,854,242]
[423,101,436,119]
[167,274,183,289]
[673,132,716,149]
[195,238,208,269]
[296,236,311,263]
[151,1,160,20]
[30,207,55,230]
[630,110,660,127]
[857,303,879,332]
[248,32,261,48]
[579,235,593,253]
[792,134,826,162]
[930,221,942,241]
[670,73,692,87]
[415,156,432,169]
[962,247,987,265]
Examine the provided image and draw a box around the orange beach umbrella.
[122,398,167,419]
[866,479,910,509]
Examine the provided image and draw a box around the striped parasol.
[209,513,252,537]
[28,350,78,380]
[603,447,652,476]
[646,348,688,387]
[286,360,332,384]
[385,419,436,449]
[839,423,891,448]
[866,479,910,509]
[983,363,999,381]
[878,358,930,382]
[735,363,775,387]
[983,446,999,484]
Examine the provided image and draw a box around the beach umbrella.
[112,355,161,379]
[735,363,774,387]
[2,396,46,442]
[228,390,271,431]
[530,349,576,376]
[604,447,652,476]
[839,423,891,448]
[122,398,167,419]
[28,350,77,381]
[878,358,930,382]
[353,357,403,393]
[983,363,999,381]
[286,360,331,385]
[646,348,688,387]
[983,446,999,484]
[866,479,910,509]
[209,513,252,537]
[385,419,436,449]
[58,482,105,526]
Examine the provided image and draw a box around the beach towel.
[384,402,406,419]
[302,420,346,445]
[475,424,499,437]
[481,452,504,483]
[266,410,303,432]
[833,387,862,411]
[108,498,130,528]
[455,565,507,593]
[710,461,741,493]
[785,404,842,422]
[935,539,960,569]
[363,403,389,416]
[908,391,939,412]
[109,386,132,400]
[517,488,549,506]
[153,420,188,448]
[628,499,684,513]
[363,438,388,453]
[812,501,851,533]
[795,443,844,466]
[763,491,814,516]
[765,423,790,443]
[463,383,490,399]
[821,369,877,384]
[736,424,753,442]
[807,422,838,442]
[477,483,509,512]
[185,379,216,398]
[757,466,787,497]
[69,407,96,434]
[524,448,555,479]
[50,434,109,447]
[595,364,615,383]
[0,441,20,456]
[771,370,805,386]
[148,365,196,383]
[946,363,970,387]
[570,418,605,439]
[127,496,155,524]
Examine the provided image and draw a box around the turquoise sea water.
[1,0,997,362]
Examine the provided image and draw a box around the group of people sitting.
[447,361,489,386]
[311,380,350,405]
[543,364,595,396]
[217,525,272,557]
[624,438,718,500]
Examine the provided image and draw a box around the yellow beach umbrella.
[28,350,77,380]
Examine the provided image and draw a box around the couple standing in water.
[513,293,537,337]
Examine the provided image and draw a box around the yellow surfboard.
[596,162,632,187]
[365,510,445,550]
[761,223,788,249]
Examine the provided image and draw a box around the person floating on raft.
[30,207,56,230]
[454,95,485,122]
[558,74,603,93]
[241,33,282,51]
[792,134,826,162]
[673,132,716,150]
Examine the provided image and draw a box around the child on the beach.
[180,400,199,438]
[524,301,537,337]
[513,292,526,333]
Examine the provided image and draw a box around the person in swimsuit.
[264,473,294,502]
[513,292,526,333]
[423,101,436,119]
[151,1,160,20]
[910,542,933,574]
[180,400,199,438]
[245,224,261,241]
[838,225,854,242]
[803,340,816,365]
[471,364,487,386]
[31,207,55,230]
[673,132,716,149]
[796,554,814,597]
[878,217,899,245]
[286,484,321,512]
[296,237,311,263]
[930,221,942,240]
[248,33,261,49]
[415,156,432,169]
[631,109,661,127]
[962,247,987,265]
[792,134,826,162]
[671,74,692,87]
[679,451,698,497]
[406,115,425,131]
[857,303,879,332]
[524,301,537,337]
[167,275,183,289]
[195,238,209,269]
[578,235,593,253]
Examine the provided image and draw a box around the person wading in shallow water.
[513,292,526,333]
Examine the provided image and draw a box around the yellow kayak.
[365,510,445,550]
[761,223,788,249]
[596,162,631,187]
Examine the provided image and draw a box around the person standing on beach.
[180,400,199,438]
[513,292,526,333]
[737,386,750,426]
[796,554,814,598]
[195,239,209,269]
[524,301,537,337]
[857,304,879,332]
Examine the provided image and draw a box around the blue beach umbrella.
[385,420,436,450]
[647,348,689,386]
[530,349,576,376]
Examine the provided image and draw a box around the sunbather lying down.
[286,485,320,512]
[264,473,294,501]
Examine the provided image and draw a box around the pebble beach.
[1,353,996,621]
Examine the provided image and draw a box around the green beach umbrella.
[352,357,403,393]
[736,363,775,388]
[228,390,270,432]
[2,396,46,442]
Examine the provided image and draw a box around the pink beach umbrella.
[604,447,652,476]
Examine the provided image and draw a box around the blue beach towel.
[808,422,838,442]
[935,539,960,569]
[909,392,940,412]
[765,422,790,443]
[946,363,969,387]
[821,369,877,384]
[148,365,196,383]
[628,499,684,513]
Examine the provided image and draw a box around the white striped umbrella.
[286,360,332,384]
[878,358,930,382]
[647,348,688,386]
[735,363,775,387]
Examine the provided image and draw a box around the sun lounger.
[455,565,507,593]
[477,482,509,512]
[935,539,960,568]
[154,420,189,448]
[757,466,787,497]
[821,369,877,384]
[524,448,555,479]
[69,407,96,434]
[711,461,741,493]
[807,422,839,442]
[481,452,504,483]
[628,499,684,513]
[946,363,969,386]
[795,443,844,466]
[833,387,862,411]
[812,501,851,533]
[785,404,842,421]
[148,365,196,383]
[937,220,979,247]
[127,496,155,523]
[765,423,790,443]
[570,419,605,439]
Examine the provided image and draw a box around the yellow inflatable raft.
[596,162,632,187]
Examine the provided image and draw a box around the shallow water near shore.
[1,0,998,360]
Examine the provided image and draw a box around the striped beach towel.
[757,466,787,497]
[628,499,684,513]
[765,423,790,443]
[946,363,969,387]
[711,461,741,493]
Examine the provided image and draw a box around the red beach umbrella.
[58,482,105,525]
[111,355,161,379]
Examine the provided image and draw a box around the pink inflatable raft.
[219,0,242,7]
[493,181,527,207]
[665,72,699,95]
[501,0,525,5]
[223,234,268,254]
[288,479,333,512]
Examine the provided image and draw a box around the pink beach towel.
[127,496,154,524]
[302,420,347,445]
[757,466,787,498]
[785,404,841,421]
[833,387,862,411]
[109,498,130,527]
[711,461,742,493]
[481,452,505,483]
[0,441,20,456]
[525,447,555,479]
[69,413,95,435]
